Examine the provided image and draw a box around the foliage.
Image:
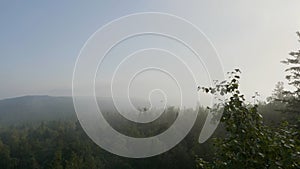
[0,110,211,169]
[281,32,300,117]
[197,69,300,169]
[267,82,286,103]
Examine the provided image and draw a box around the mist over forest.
[1,34,300,168]
[0,63,299,168]
[1,1,300,169]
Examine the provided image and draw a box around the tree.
[281,31,300,117]
[267,81,285,102]
[0,140,13,169]
[65,152,84,169]
[51,150,63,169]
[197,70,300,169]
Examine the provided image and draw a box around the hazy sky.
[1,0,300,101]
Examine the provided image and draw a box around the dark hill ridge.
[0,95,76,125]
[0,95,284,127]
[0,95,151,126]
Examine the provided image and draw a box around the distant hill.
[0,95,153,126]
[0,95,76,125]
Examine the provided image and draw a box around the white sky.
[1,0,300,102]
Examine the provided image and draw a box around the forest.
[0,33,300,169]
